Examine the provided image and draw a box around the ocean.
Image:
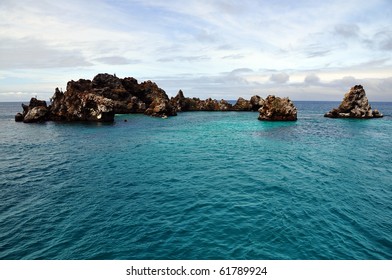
[1,101,391,260]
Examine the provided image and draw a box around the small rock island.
[258,95,297,121]
[15,73,298,123]
[324,85,383,118]
[15,73,182,122]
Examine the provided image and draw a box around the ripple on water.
[1,105,392,259]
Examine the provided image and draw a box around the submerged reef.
[324,85,383,119]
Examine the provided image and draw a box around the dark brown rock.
[13,73,177,123]
[233,97,252,111]
[16,74,298,123]
[250,95,265,111]
[23,106,49,123]
[14,97,49,123]
[15,113,24,122]
[258,95,297,121]
[324,85,383,118]
[48,74,176,122]
[219,99,232,111]
[145,98,177,118]
[170,90,233,111]
[170,90,187,111]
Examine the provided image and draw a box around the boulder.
[258,95,297,121]
[250,95,265,111]
[14,97,49,123]
[233,97,252,111]
[145,98,177,118]
[219,99,232,111]
[15,113,24,122]
[324,85,383,118]
[23,106,49,123]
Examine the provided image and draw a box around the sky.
[1,0,392,101]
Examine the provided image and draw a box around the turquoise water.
[1,101,392,259]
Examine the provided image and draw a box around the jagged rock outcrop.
[231,95,265,111]
[258,95,297,121]
[324,85,383,118]
[144,98,176,118]
[49,82,115,122]
[250,95,265,111]
[138,80,176,117]
[16,73,177,122]
[15,74,296,123]
[218,99,232,111]
[170,90,187,111]
[233,97,252,111]
[170,91,233,111]
[15,98,49,123]
[170,90,264,112]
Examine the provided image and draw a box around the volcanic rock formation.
[15,74,294,123]
[170,90,233,111]
[258,95,297,121]
[170,90,264,112]
[15,73,177,122]
[324,85,383,118]
[15,98,49,123]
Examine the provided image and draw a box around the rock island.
[324,85,383,118]
[15,73,298,123]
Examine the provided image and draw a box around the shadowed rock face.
[250,95,265,111]
[324,85,383,119]
[258,95,297,121]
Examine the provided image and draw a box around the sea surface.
[1,101,392,260]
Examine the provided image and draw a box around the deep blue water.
[1,101,392,260]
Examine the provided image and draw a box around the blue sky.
[1,0,392,101]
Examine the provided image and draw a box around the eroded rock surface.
[258,95,297,121]
[15,98,49,123]
[15,74,297,123]
[324,85,383,118]
[16,73,177,122]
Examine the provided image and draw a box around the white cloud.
[374,29,392,51]
[95,56,141,65]
[1,0,392,101]
[334,24,360,38]
[270,72,290,84]
[304,74,321,84]
[0,37,92,69]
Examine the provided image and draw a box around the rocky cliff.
[324,85,383,118]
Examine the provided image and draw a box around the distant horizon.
[3,95,392,103]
